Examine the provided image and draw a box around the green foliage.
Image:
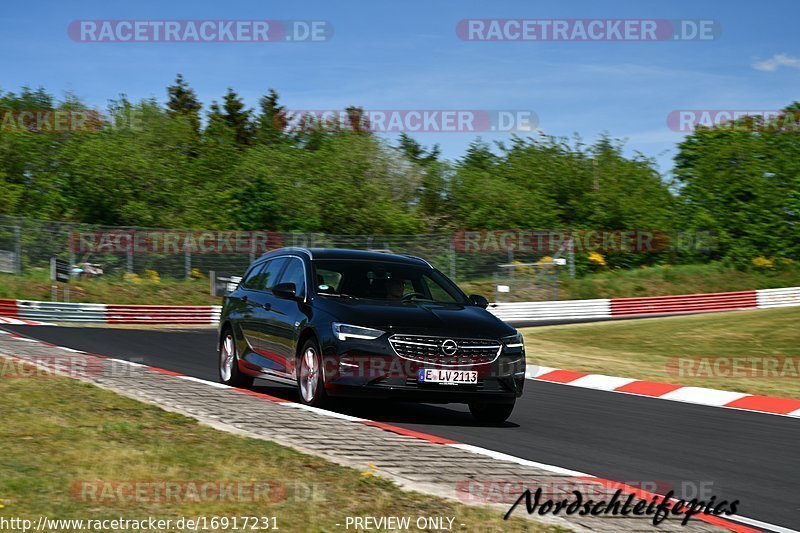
[674,104,800,265]
[0,78,797,273]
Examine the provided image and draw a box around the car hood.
[315,297,515,338]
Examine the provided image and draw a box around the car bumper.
[319,336,526,404]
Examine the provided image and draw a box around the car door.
[239,257,288,374]
[231,260,268,358]
[269,256,309,379]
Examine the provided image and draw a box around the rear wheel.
[297,338,328,407]
[219,330,254,388]
[469,401,515,425]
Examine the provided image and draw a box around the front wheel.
[219,330,254,388]
[297,338,329,407]
[469,401,515,425]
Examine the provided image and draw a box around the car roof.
[260,247,431,267]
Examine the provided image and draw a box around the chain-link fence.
[0,217,570,301]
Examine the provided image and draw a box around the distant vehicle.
[217,248,525,424]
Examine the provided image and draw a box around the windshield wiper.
[318,292,357,299]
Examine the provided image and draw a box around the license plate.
[418,369,478,384]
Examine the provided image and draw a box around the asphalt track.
[4,325,798,531]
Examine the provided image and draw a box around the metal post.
[185,249,191,279]
[568,237,575,278]
[449,239,456,281]
[127,250,133,274]
[553,268,558,301]
[249,230,255,264]
[14,226,21,274]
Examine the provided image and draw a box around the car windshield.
[312,259,468,304]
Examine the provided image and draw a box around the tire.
[219,329,254,388]
[469,401,515,425]
[297,338,329,407]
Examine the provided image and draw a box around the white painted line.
[58,347,83,353]
[725,514,800,533]
[660,387,748,407]
[449,443,589,477]
[789,408,800,418]
[568,374,636,391]
[176,375,231,389]
[110,358,146,368]
[15,337,39,342]
[282,402,365,422]
[525,365,556,378]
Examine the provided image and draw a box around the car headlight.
[502,332,524,349]
[332,323,386,341]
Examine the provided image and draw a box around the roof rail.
[401,254,432,268]
[261,247,313,259]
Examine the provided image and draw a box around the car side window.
[278,257,306,298]
[261,257,288,291]
[241,262,268,290]
[314,267,342,293]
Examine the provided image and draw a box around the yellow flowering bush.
[588,251,607,267]
[752,256,774,269]
[123,272,141,283]
[143,269,161,283]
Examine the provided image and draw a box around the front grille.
[389,335,502,366]
[405,377,485,389]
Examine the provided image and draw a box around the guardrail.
[0,286,798,326]
[0,298,19,318]
[490,299,611,322]
[0,299,221,325]
[106,304,222,325]
[491,287,799,324]
[756,286,800,308]
[609,290,758,316]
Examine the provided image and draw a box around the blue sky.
[1,0,798,176]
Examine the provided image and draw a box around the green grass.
[0,270,221,305]
[521,307,800,399]
[1,262,799,305]
[0,361,558,532]
[559,262,800,300]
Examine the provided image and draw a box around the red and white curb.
[1,328,794,532]
[527,366,800,418]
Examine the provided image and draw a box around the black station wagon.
[218,248,525,423]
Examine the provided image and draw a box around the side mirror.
[469,294,489,309]
[273,282,298,300]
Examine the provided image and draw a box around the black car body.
[218,248,525,423]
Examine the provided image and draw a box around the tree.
[166,74,202,136]
[674,104,800,264]
[255,89,287,145]
[222,88,253,147]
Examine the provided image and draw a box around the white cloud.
[753,53,800,72]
